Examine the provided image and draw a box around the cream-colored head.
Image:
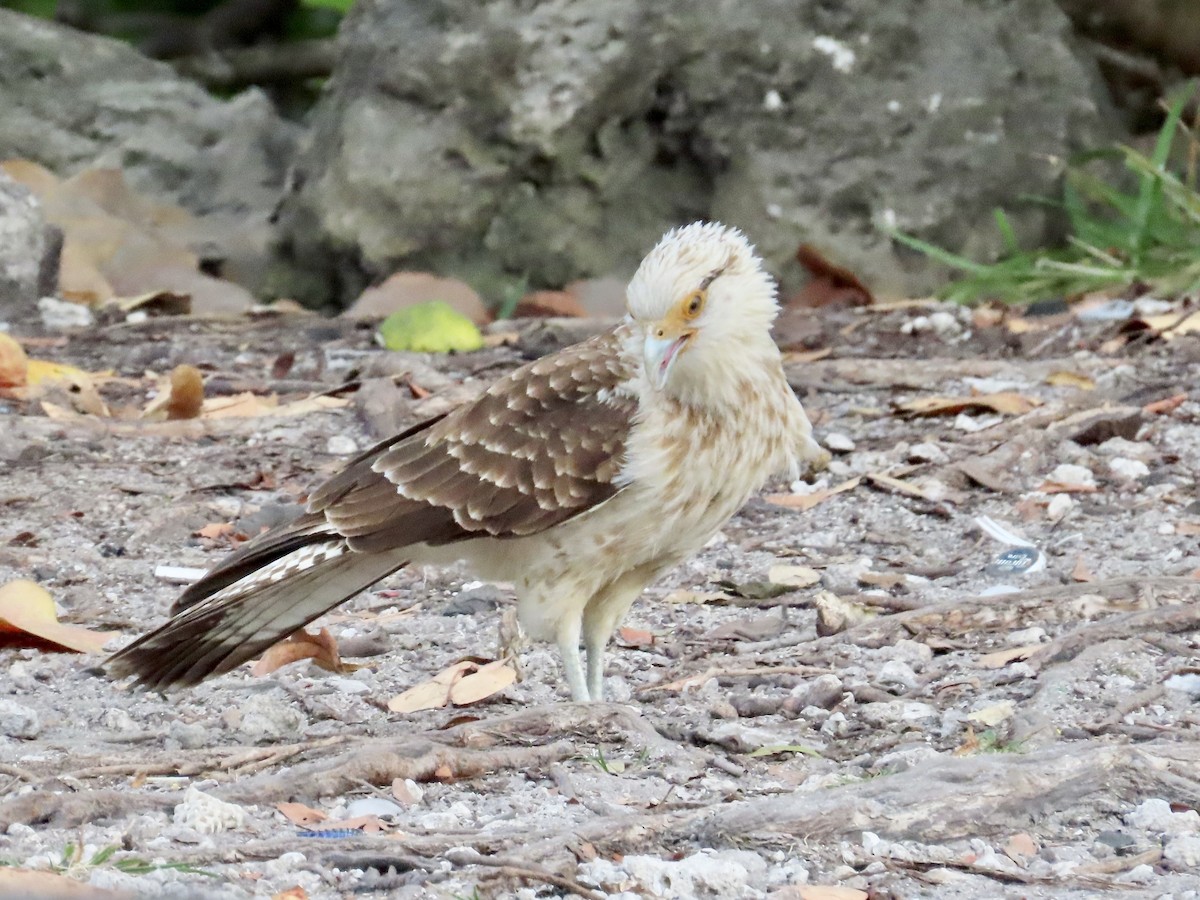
[625,222,780,399]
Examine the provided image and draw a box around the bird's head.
[625,222,780,396]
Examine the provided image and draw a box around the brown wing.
[311,326,638,552]
[172,325,638,618]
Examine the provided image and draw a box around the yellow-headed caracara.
[107,222,825,701]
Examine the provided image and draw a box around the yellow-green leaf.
[377,301,484,353]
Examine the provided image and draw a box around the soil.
[1,304,1199,900]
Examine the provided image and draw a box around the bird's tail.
[106,541,409,690]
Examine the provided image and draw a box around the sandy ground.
[1,306,1199,899]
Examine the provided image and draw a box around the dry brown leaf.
[195,522,237,540]
[388,658,516,712]
[865,471,938,501]
[447,658,518,705]
[976,643,1044,669]
[0,868,123,897]
[1070,555,1095,583]
[791,244,874,308]
[201,393,349,419]
[1175,521,1200,536]
[617,626,656,647]
[1142,310,1200,338]
[897,392,1040,418]
[392,778,421,805]
[1005,832,1038,861]
[1037,479,1098,494]
[768,565,821,588]
[271,888,309,900]
[0,579,113,653]
[276,802,327,827]
[765,476,861,511]
[0,332,28,387]
[144,364,204,420]
[1144,393,1187,415]
[513,289,588,318]
[252,627,348,677]
[789,887,869,900]
[1045,370,1096,390]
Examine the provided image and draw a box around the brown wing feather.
[318,327,637,549]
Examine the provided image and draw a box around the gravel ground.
[1,305,1199,899]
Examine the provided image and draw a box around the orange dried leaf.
[1070,555,1095,582]
[617,626,656,647]
[1144,393,1187,415]
[276,802,327,827]
[0,333,28,388]
[0,868,118,897]
[166,364,204,419]
[1038,480,1098,494]
[1044,370,1095,390]
[271,888,309,900]
[447,658,517,705]
[252,627,346,677]
[196,522,236,540]
[0,579,113,653]
[765,476,861,511]
[897,392,1039,418]
[976,643,1044,669]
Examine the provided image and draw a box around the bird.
[106,222,826,701]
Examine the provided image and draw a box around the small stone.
[326,434,358,456]
[1046,494,1073,520]
[1165,834,1200,870]
[1117,863,1155,884]
[1109,457,1149,481]
[102,708,136,732]
[263,851,307,878]
[1047,463,1096,488]
[236,693,306,741]
[1164,673,1200,697]
[876,659,919,691]
[820,711,849,737]
[1096,437,1154,461]
[169,721,212,750]
[173,787,246,834]
[907,442,948,464]
[38,296,94,330]
[346,797,405,818]
[1007,626,1046,645]
[0,698,41,738]
[797,674,844,710]
[859,700,937,727]
[1126,798,1200,835]
[928,310,962,337]
[824,432,856,453]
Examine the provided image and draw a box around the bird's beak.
[644,329,694,389]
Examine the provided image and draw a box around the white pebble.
[824,432,856,453]
[907,442,947,464]
[0,698,41,738]
[1046,494,1073,520]
[326,434,358,456]
[1048,463,1096,488]
[1164,834,1200,869]
[1108,457,1149,481]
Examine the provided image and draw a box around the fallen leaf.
[858,571,907,589]
[271,888,309,900]
[767,565,821,588]
[748,743,823,758]
[0,333,29,388]
[1005,832,1038,861]
[661,590,730,604]
[1044,370,1095,390]
[447,658,518,705]
[195,522,237,541]
[346,271,490,324]
[201,392,349,419]
[813,590,874,636]
[791,244,874,308]
[976,644,1044,668]
[1037,479,1098,494]
[252,627,349,677]
[864,472,938,501]
[617,626,656,647]
[0,868,123,897]
[0,579,113,653]
[144,364,204,420]
[1144,393,1187,415]
[1175,521,1200,536]
[765,476,861,511]
[897,392,1040,418]
[392,778,421,805]
[514,289,588,318]
[1140,309,1200,339]
[1070,556,1095,582]
[276,802,327,827]
[388,658,516,713]
[967,700,1015,727]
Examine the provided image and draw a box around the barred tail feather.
[107,541,409,689]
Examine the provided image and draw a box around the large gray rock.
[0,10,298,294]
[276,0,1122,302]
[0,171,49,327]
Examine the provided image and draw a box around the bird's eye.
[682,291,705,319]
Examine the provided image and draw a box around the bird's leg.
[585,636,606,702]
[555,616,590,702]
